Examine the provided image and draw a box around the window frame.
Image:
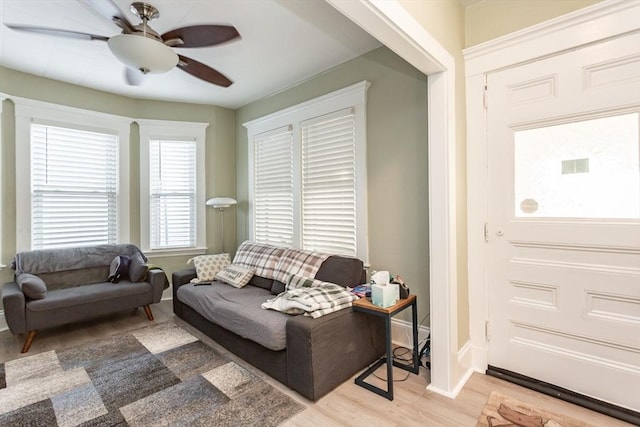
[138,119,207,256]
[244,81,370,263]
[14,97,131,252]
[0,95,4,267]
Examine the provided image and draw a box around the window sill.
[143,247,207,258]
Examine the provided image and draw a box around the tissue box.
[371,284,398,308]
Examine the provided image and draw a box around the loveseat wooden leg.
[143,305,154,321]
[22,330,36,353]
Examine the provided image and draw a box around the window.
[301,109,358,255]
[149,139,196,249]
[30,124,118,248]
[0,95,4,266]
[253,126,295,246]
[139,120,207,255]
[14,98,131,251]
[245,81,369,261]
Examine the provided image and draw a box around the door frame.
[464,0,640,373]
[326,0,467,397]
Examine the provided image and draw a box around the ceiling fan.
[5,0,240,87]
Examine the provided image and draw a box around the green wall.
[235,46,430,325]
[0,66,237,290]
[465,0,604,47]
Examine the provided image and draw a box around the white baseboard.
[390,317,430,350]
[426,339,474,399]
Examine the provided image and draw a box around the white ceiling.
[0,0,381,109]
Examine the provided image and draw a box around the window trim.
[13,96,131,252]
[138,119,208,256]
[0,94,4,268]
[244,81,370,262]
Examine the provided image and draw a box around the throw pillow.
[188,253,231,284]
[108,255,131,283]
[216,264,255,288]
[16,273,47,300]
[128,251,148,282]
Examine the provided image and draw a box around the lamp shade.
[206,197,237,209]
[108,34,178,74]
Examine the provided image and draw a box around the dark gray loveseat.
[2,244,168,352]
[172,241,385,401]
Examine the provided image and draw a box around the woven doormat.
[477,391,593,427]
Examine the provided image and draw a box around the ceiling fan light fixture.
[108,34,178,74]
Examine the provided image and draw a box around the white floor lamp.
[206,197,237,253]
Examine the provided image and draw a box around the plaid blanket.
[261,283,357,319]
[272,248,329,284]
[232,241,285,280]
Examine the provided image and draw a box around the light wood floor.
[1,300,632,426]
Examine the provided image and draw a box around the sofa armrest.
[172,268,196,289]
[147,269,168,303]
[285,308,385,400]
[172,268,196,315]
[2,282,27,334]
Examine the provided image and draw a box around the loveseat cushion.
[12,244,146,290]
[177,282,289,351]
[26,281,151,311]
[17,273,47,300]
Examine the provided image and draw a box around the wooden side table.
[352,294,419,400]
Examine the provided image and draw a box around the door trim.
[327,0,469,397]
[464,0,640,374]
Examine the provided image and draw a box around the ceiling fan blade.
[177,54,232,87]
[162,25,239,48]
[81,0,134,33]
[124,67,146,86]
[4,24,108,41]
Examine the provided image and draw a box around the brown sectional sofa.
[172,241,385,401]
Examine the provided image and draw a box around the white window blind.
[31,123,118,249]
[149,139,196,249]
[301,108,357,255]
[253,127,294,247]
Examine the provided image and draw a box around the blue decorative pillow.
[108,255,131,283]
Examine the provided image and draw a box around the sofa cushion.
[232,241,284,281]
[314,255,364,287]
[25,281,151,311]
[17,273,47,300]
[270,280,286,295]
[177,282,289,351]
[188,253,230,283]
[215,264,254,288]
[272,248,329,284]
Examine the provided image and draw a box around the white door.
[487,31,640,411]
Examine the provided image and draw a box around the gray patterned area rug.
[0,321,305,426]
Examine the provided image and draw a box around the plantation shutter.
[301,108,357,256]
[149,139,197,249]
[31,123,118,249]
[253,127,294,246]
